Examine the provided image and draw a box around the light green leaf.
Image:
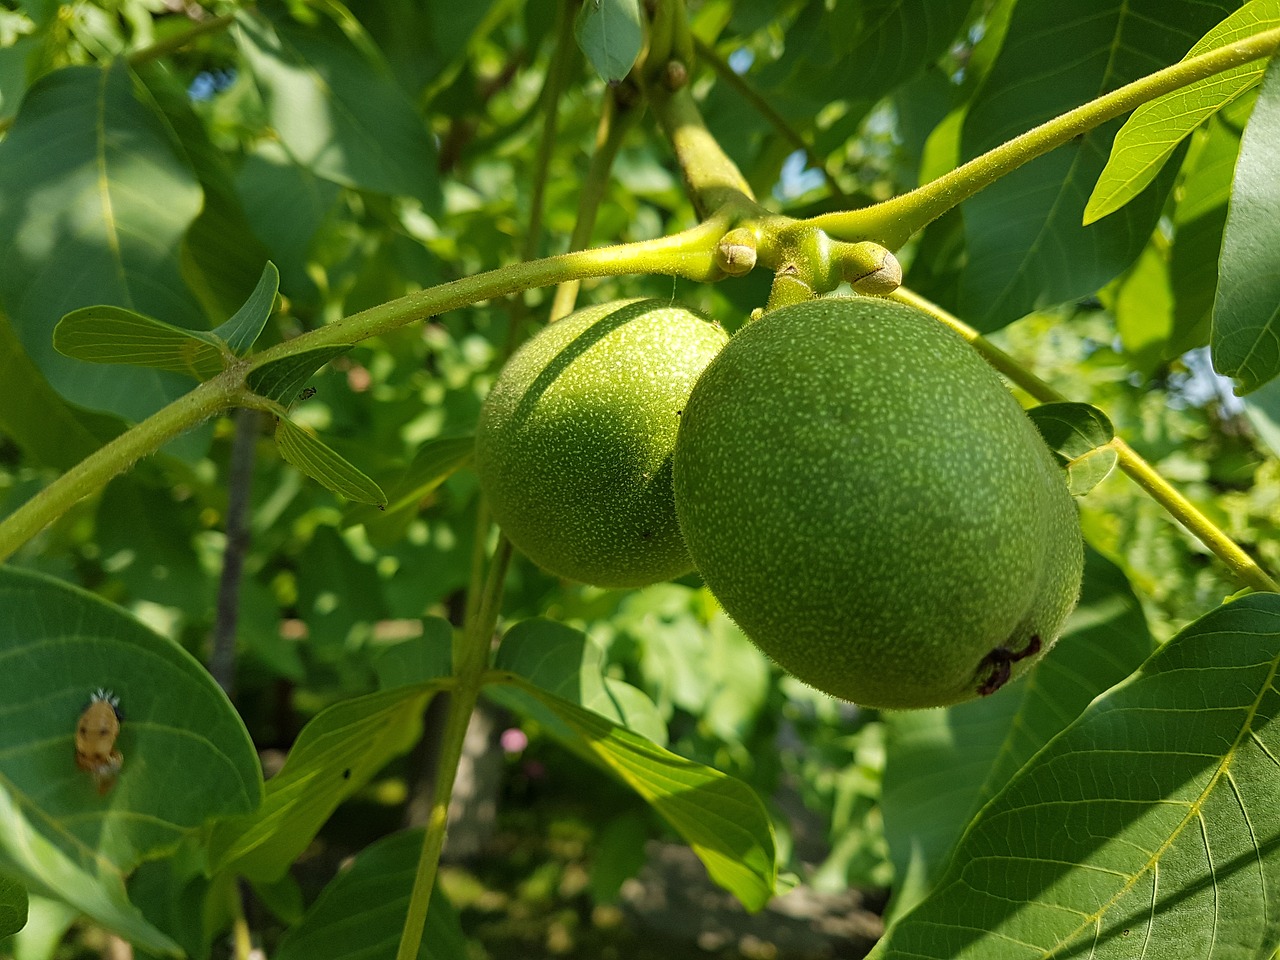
[1085,1,1280,224]
[210,683,448,881]
[0,61,206,423]
[274,828,466,960]
[881,550,1154,922]
[248,346,349,404]
[275,417,387,506]
[374,617,453,690]
[874,591,1280,958]
[235,8,440,206]
[0,567,262,953]
[212,262,279,355]
[344,435,475,535]
[0,875,25,939]
[957,0,1234,331]
[575,0,643,83]
[54,306,226,380]
[491,618,668,746]
[484,674,776,911]
[1212,55,1280,394]
[1027,401,1118,495]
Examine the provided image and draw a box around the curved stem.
[812,27,1280,247]
[647,83,758,218]
[0,376,242,563]
[522,0,579,263]
[891,287,1279,594]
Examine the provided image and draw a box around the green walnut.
[672,296,1082,709]
[476,298,728,588]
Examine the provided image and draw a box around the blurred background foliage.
[0,0,1275,956]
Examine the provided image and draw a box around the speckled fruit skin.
[673,297,1083,709]
[476,298,728,588]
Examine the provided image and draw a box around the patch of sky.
[189,68,237,102]
[773,150,826,201]
[729,48,754,74]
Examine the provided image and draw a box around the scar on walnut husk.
[977,635,1042,697]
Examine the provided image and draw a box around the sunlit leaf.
[575,0,643,83]
[248,347,349,404]
[54,306,226,379]
[0,567,262,952]
[210,683,447,881]
[275,417,387,506]
[484,673,776,911]
[1212,55,1280,394]
[1028,402,1118,495]
[212,262,279,355]
[1086,1,1280,224]
[875,591,1280,958]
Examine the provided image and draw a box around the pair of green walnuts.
[475,296,1083,710]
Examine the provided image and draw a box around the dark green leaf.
[574,0,643,83]
[344,435,475,533]
[1085,2,1280,223]
[212,262,280,355]
[54,306,226,380]
[0,875,25,939]
[484,671,776,911]
[248,346,349,404]
[0,61,207,423]
[210,683,446,881]
[957,0,1233,330]
[275,417,387,506]
[1212,55,1280,394]
[0,567,262,953]
[881,550,1154,922]
[875,591,1280,958]
[274,829,467,960]
[374,617,453,690]
[1028,401,1118,495]
[235,8,441,206]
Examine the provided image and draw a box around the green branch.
[891,287,1279,594]
[812,27,1280,247]
[129,12,236,67]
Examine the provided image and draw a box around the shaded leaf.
[54,306,226,380]
[491,618,667,746]
[1244,374,1280,458]
[248,346,349,404]
[344,435,475,534]
[210,683,447,881]
[0,875,25,939]
[575,0,643,83]
[275,417,387,506]
[374,617,454,690]
[1028,401,1118,495]
[274,828,466,960]
[0,61,206,423]
[484,674,776,911]
[875,591,1280,958]
[957,0,1233,331]
[212,262,279,355]
[1086,2,1280,224]
[1212,55,1280,394]
[0,894,78,960]
[0,567,262,952]
[235,7,440,205]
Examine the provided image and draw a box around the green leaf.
[1244,374,1280,458]
[374,617,454,690]
[1027,401,1118,495]
[235,8,441,206]
[248,346,349,404]
[484,673,777,912]
[1085,1,1280,224]
[212,262,280,355]
[274,828,467,960]
[1212,55,1280,394]
[275,417,388,506]
[574,0,643,83]
[0,875,25,939]
[0,893,78,960]
[881,550,1154,922]
[210,683,448,881]
[874,590,1280,958]
[54,306,226,380]
[344,435,475,534]
[957,0,1234,331]
[0,566,262,953]
[491,618,668,746]
[0,61,207,424]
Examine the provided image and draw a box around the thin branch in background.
[692,35,848,202]
[209,408,261,699]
